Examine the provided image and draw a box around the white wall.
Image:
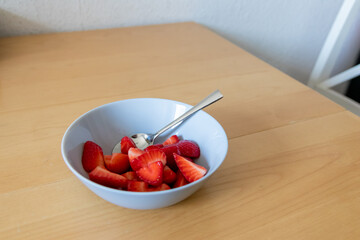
[0,0,349,85]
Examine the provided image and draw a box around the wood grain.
[1,22,359,239]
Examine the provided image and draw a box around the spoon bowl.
[112,133,152,152]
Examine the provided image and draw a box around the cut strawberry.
[127,180,149,192]
[121,136,136,154]
[122,171,138,181]
[85,138,202,192]
[82,141,105,172]
[150,183,171,191]
[144,144,163,151]
[104,153,130,174]
[128,147,145,170]
[160,144,181,170]
[177,140,200,158]
[173,170,189,188]
[131,149,166,171]
[174,153,207,183]
[89,166,127,189]
[163,165,176,185]
[128,147,145,161]
[163,135,180,145]
[136,161,163,186]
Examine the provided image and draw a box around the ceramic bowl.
[61,98,228,209]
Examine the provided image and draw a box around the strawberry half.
[177,140,200,158]
[131,149,166,171]
[128,147,145,162]
[128,147,145,170]
[127,180,149,192]
[160,144,181,170]
[163,135,180,145]
[104,153,130,174]
[173,170,189,188]
[121,136,136,154]
[144,144,163,151]
[150,183,171,191]
[122,171,138,181]
[174,153,207,183]
[163,165,176,185]
[82,141,105,172]
[136,161,163,186]
[89,166,127,189]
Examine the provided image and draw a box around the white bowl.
[61,98,228,209]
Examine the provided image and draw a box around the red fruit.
[104,153,130,174]
[144,144,163,151]
[163,135,180,145]
[150,183,171,191]
[160,144,181,170]
[128,147,145,161]
[128,147,145,170]
[82,141,105,172]
[131,150,166,171]
[173,170,189,188]
[177,140,200,158]
[127,181,149,192]
[163,165,176,185]
[136,161,164,186]
[121,136,136,154]
[89,166,127,189]
[122,171,138,181]
[174,153,207,183]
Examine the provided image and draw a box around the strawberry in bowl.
[82,135,207,192]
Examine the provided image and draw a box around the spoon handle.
[154,90,223,139]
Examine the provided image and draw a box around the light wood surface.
[1,22,360,239]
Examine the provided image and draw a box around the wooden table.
[1,22,360,239]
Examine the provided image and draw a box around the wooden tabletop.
[1,22,360,239]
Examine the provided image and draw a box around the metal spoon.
[112,89,223,153]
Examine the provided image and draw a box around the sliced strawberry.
[177,140,200,158]
[163,165,176,185]
[121,136,136,154]
[173,170,189,188]
[127,180,149,192]
[104,153,130,174]
[122,171,138,181]
[174,153,207,183]
[131,149,166,171]
[160,144,181,170]
[150,183,171,191]
[128,147,145,161]
[89,166,127,189]
[82,141,105,172]
[144,144,163,151]
[128,147,145,170]
[163,135,180,145]
[136,161,163,186]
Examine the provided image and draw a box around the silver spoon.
[112,89,223,153]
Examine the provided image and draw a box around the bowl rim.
[61,98,228,196]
